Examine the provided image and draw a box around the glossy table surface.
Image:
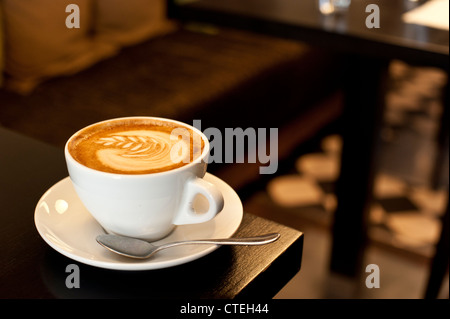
[0,126,303,298]
[173,0,448,66]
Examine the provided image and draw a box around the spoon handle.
[159,233,280,250]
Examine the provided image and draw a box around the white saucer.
[34,173,243,271]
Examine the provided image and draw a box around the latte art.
[94,131,189,173]
[68,119,204,174]
[95,135,164,157]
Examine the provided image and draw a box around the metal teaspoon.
[96,233,280,259]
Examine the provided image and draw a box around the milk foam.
[94,130,190,173]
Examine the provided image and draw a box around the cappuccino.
[68,118,204,174]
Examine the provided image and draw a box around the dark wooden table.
[171,0,449,298]
[0,126,303,299]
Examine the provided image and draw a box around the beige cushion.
[95,0,176,47]
[2,0,117,94]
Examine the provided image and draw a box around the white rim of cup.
[64,116,210,179]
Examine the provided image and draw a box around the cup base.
[103,225,176,242]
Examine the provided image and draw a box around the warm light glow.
[39,202,50,215]
[55,199,69,214]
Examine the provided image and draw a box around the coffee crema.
[68,119,205,174]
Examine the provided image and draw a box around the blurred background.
[249,60,449,298]
[0,0,448,298]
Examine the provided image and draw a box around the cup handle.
[173,177,224,225]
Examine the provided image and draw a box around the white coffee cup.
[65,117,224,241]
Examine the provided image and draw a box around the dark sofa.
[0,18,342,192]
